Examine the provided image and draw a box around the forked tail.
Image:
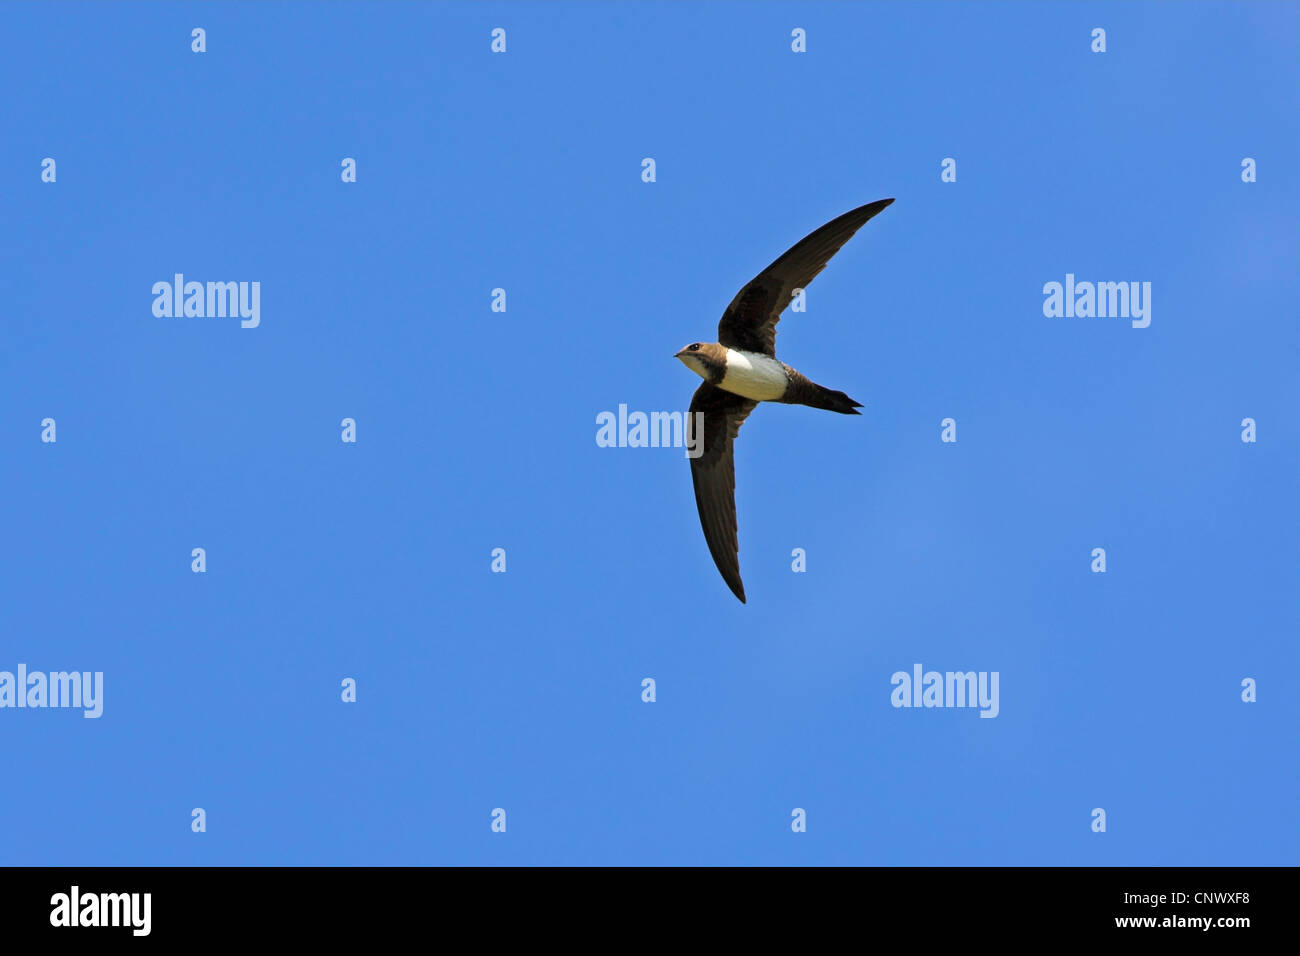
[800,382,863,415]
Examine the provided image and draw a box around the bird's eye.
[689,344,700,351]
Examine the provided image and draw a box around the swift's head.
[674,342,727,381]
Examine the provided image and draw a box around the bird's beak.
[673,349,686,358]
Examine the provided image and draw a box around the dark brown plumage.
[717,198,894,357]
[678,199,894,603]
[687,383,757,602]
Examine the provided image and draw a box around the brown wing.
[717,198,894,357]
[687,383,758,603]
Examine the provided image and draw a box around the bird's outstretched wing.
[717,198,894,357]
[688,383,758,603]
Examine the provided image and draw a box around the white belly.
[719,349,788,401]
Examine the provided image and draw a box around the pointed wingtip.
[858,197,894,220]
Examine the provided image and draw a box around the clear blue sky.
[1,1,1295,866]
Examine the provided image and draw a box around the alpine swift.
[675,198,894,603]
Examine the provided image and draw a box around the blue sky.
[1,1,1295,866]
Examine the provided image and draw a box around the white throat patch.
[719,349,788,401]
[678,354,709,379]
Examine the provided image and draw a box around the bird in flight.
[675,198,894,603]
